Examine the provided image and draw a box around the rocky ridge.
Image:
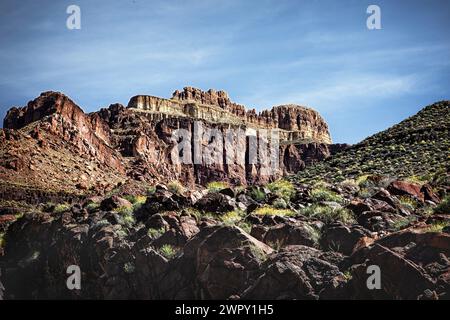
[0,89,342,202]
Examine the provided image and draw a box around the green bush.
[86,202,100,211]
[250,188,266,202]
[310,187,343,203]
[254,206,295,217]
[301,204,355,224]
[123,262,135,274]
[207,181,229,193]
[221,210,243,225]
[272,198,287,209]
[398,195,418,211]
[148,227,166,239]
[53,203,70,214]
[426,221,449,233]
[158,244,177,259]
[267,179,295,201]
[434,196,450,214]
[249,244,268,262]
[237,221,252,234]
[168,181,185,195]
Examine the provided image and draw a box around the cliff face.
[128,87,332,144]
[1,88,340,198]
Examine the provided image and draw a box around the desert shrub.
[124,195,147,205]
[234,185,246,194]
[249,244,268,262]
[398,195,418,211]
[253,206,295,217]
[147,227,166,239]
[355,174,371,187]
[221,210,243,225]
[310,187,343,203]
[147,186,156,195]
[425,221,449,233]
[53,203,70,214]
[115,229,128,238]
[434,196,450,214]
[123,262,135,274]
[168,181,185,195]
[250,188,266,202]
[300,204,355,224]
[237,221,252,234]
[86,202,100,211]
[121,214,135,228]
[358,188,373,199]
[267,179,295,201]
[114,205,133,215]
[339,179,359,190]
[92,219,110,229]
[405,175,429,185]
[114,206,135,227]
[158,244,177,259]
[391,216,417,231]
[207,181,229,193]
[272,198,287,209]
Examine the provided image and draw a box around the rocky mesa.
[0,87,344,203]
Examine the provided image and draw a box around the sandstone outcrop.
[1,88,338,199]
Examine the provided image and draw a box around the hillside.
[295,101,450,184]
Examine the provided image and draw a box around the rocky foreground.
[0,176,448,299]
[0,93,448,300]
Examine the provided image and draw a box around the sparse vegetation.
[391,216,417,231]
[220,210,243,225]
[425,221,449,233]
[254,206,295,217]
[249,187,266,202]
[148,227,166,239]
[207,181,229,193]
[249,244,269,262]
[272,198,288,209]
[123,262,135,274]
[398,195,418,211]
[300,204,355,224]
[434,196,450,214]
[237,221,252,234]
[0,232,5,248]
[267,179,295,201]
[168,181,185,195]
[310,187,343,203]
[158,244,177,259]
[86,201,100,211]
[53,203,70,214]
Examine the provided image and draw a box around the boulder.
[322,222,372,255]
[252,222,320,248]
[195,193,237,213]
[100,195,132,211]
[388,180,424,202]
[186,225,273,299]
[241,245,347,299]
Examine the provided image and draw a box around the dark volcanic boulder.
[251,221,320,248]
[321,222,373,255]
[100,195,132,211]
[241,245,347,299]
[350,228,450,299]
[186,225,273,299]
[195,192,238,213]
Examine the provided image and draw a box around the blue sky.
[0,0,449,143]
